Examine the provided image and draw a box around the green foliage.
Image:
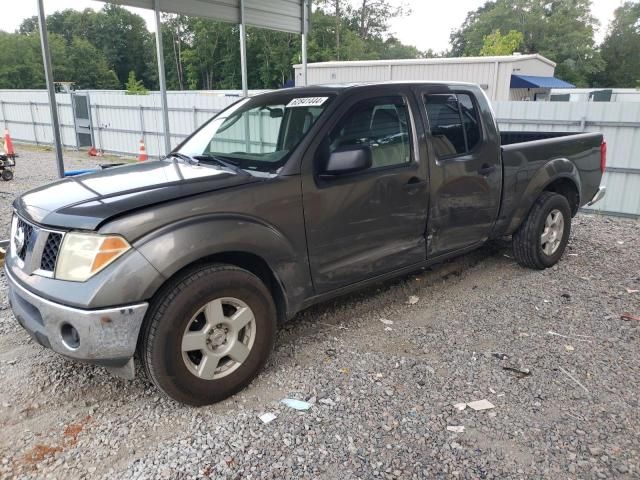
[450,0,604,86]
[480,30,524,56]
[1,0,450,91]
[594,1,640,88]
[125,71,148,94]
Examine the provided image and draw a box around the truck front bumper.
[5,266,148,374]
[587,186,606,206]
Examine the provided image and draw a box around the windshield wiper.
[166,152,249,176]
[193,154,250,176]
[166,152,198,165]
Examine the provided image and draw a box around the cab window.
[329,96,412,169]
[424,93,481,158]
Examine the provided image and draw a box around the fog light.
[61,323,80,350]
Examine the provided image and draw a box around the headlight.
[55,232,131,282]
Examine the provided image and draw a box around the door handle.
[403,177,426,190]
[478,164,496,176]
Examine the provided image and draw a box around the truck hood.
[14,160,260,230]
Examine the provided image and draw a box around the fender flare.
[133,213,311,317]
[506,158,581,234]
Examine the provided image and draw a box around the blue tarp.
[510,75,575,89]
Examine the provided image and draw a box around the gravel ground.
[0,147,639,479]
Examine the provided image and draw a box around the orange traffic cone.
[137,138,148,162]
[3,128,15,157]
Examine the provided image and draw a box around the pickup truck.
[5,82,606,405]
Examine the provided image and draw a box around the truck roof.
[278,80,480,94]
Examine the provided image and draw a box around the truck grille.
[16,217,35,261]
[12,214,64,275]
[40,233,63,272]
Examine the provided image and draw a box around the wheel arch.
[153,250,289,324]
[134,215,313,322]
[506,158,581,235]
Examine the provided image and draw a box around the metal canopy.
[104,0,311,33]
[38,0,310,177]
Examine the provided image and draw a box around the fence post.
[193,106,198,131]
[139,105,145,152]
[0,100,6,130]
[580,116,586,132]
[29,101,39,145]
[95,104,104,153]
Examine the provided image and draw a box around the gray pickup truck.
[5,82,606,405]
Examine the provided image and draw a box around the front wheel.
[139,264,277,406]
[512,192,571,269]
[1,169,13,181]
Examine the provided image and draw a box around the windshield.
[177,94,333,173]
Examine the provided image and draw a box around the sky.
[0,0,625,53]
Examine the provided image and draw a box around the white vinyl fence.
[493,101,640,218]
[1,90,639,218]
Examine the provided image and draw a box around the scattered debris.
[568,253,579,257]
[503,366,532,378]
[489,388,496,394]
[492,352,508,360]
[621,313,640,322]
[561,293,571,300]
[466,400,495,411]
[547,331,592,342]
[379,318,394,325]
[325,348,337,357]
[558,367,589,394]
[384,326,393,332]
[625,288,639,294]
[259,413,277,424]
[496,393,505,398]
[319,398,336,406]
[407,296,419,305]
[281,399,312,411]
[7,359,16,365]
[616,240,624,245]
[318,321,348,330]
[453,403,467,411]
[447,426,465,433]
[565,345,575,352]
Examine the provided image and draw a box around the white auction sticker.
[286,97,328,108]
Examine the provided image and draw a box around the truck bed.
[494,131,604,237]
[500,131,577,146]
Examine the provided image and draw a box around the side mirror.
[321,145,372,177]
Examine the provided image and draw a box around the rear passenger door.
[301,91,428,293]
[417,88,502,256]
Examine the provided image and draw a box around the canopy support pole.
[239,0,248,97]
[154,0,171,156]
[37,0,64,178]
[301,0,309,86]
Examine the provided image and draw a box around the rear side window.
[424,93,481,158]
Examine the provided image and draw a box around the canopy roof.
[510,74,575,89]
[95,0,310,33]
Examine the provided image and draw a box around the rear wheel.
[1,169,13,181]
[139,264,277,406]
[512,192,571,269]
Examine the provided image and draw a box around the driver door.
[301,91,429,294]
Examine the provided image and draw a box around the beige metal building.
[294,54,574,101]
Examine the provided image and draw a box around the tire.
[139,264,277,406]
[512,192,571,270]
[1,169,13,181]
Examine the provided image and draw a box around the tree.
[125,71,148,94]
[595,1,640,87]
[86,5,155,87]
[480,29,524,56]
[450,0,604,86]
